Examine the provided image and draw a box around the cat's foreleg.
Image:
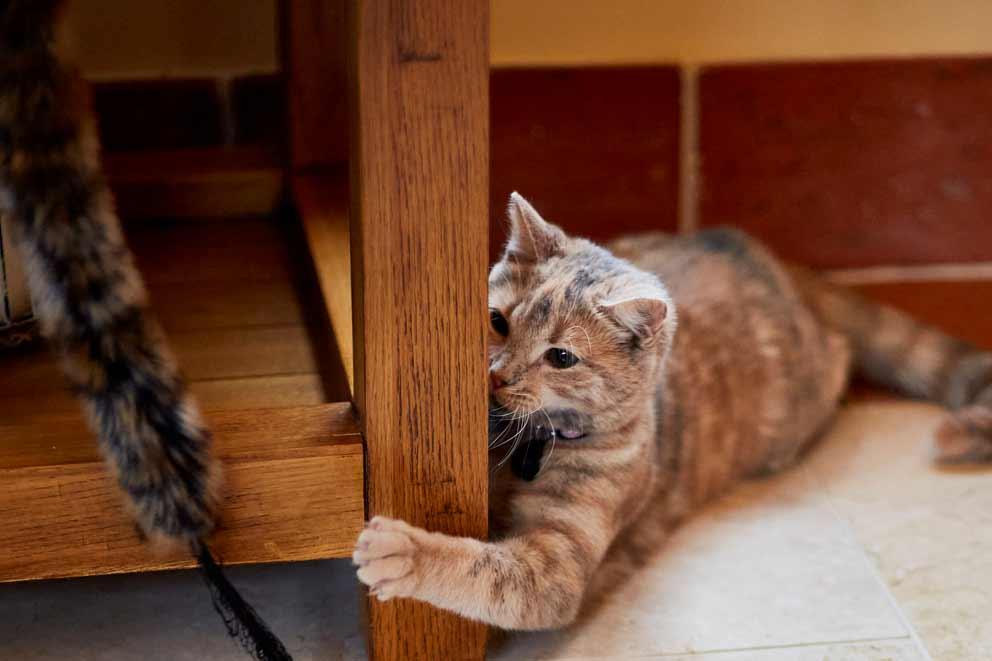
[353,514,612,630]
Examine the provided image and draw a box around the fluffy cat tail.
[0,0,219,542]
[793,268,992,463]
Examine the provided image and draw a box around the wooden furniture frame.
[0,1,489,659]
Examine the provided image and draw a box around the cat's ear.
[504,192,566,262]
[599,288,672,349]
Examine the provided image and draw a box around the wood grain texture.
[0,324,318,393]
[0,404,364,583]
[349,1,489,658]
[106,147,284,219]
[283,0,349,168]
[700,58,992,268]
[491,67,681,262]
[0,374,325,419]
[294,172,355,393]
[0,214,346,421]
[147,279,307,332]
[126,216,297,285]
[0,209,361,581]
[0,404,359,469]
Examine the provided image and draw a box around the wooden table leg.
[348,1,490,659]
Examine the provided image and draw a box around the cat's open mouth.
[488,403,589,446]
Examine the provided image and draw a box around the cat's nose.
[490,371,507,391]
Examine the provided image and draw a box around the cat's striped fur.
[0,0,218,543]
[354,193,992,630]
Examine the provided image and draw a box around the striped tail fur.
[0,0,219,542]
[794,268,992,463]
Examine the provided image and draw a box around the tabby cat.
[354,192,992,630]
[0,0,217,544]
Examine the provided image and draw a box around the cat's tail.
[0,0,219,542]
[793,267,992,464]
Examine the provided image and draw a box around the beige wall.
[68,1,992,79]
[492,0,992,66]
[67,0,278,80]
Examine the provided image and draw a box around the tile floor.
[2,401,989,660]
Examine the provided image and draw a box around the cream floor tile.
[805,401,992,661]
[553,638,923,660]
[491,460,907,661]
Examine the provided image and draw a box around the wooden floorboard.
[0,214,346,406]
[0,373,328,419]
[0,404,359,469]
[106,147,284,220]
[126,216,298,286]
[148,279,307,332]
[0,324,319,394]
[0,211,359,582]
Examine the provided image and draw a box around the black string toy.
[196,543,293,661]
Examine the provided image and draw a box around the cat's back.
[609,227,778,298]
[609,228,851,503]
[609,227,805,334]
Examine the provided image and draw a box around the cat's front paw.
[353,516,423,601]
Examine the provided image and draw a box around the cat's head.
[488,193,676,438]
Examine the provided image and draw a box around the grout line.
[827,261,992,286]
[0,215,9,323]
[802,465,935,661]
[215,76,237,147]
[579,635,916,659]
[678,65,700,235]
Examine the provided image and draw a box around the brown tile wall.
[490,67,681,261]
[699,58,992,268]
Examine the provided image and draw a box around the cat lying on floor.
[353,193,992,630]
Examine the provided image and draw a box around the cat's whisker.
[489,406,525,449]
[489,400,535,449]
[494,408,534,469]
[537,406,558,471]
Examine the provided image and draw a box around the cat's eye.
[545,347,579,369]
[490,309,509,337]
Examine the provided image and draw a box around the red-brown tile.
[231,74,286,148]
[700,59,992,268]
[92,79,224,152]
[491,67,680,262]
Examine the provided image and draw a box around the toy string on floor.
[195,542,294,661]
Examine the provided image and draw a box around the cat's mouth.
[488,403,589,444]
